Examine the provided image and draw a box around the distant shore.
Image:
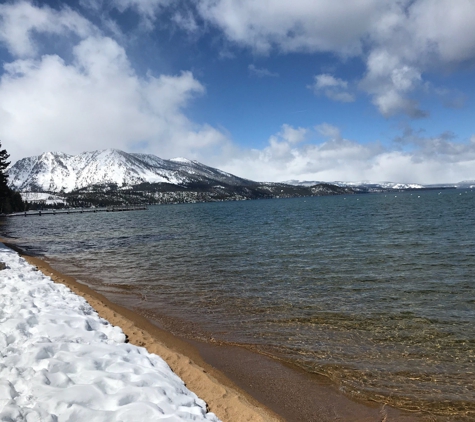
[1,237,422,421]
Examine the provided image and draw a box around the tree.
[0,141,10,196]
[0,141,25,214]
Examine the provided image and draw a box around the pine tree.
[0,141,10,196]
[0,141,25,213]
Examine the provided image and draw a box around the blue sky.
[0,0,474,183]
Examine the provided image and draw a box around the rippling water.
[2,190,475,419]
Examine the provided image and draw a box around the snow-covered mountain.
[284,179,425,192]
[7,149,252,193]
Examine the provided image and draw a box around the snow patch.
[0,243,220,422]
[20,192,66,205]
[170,157,192,164]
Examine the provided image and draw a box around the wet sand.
[2,239,423,421]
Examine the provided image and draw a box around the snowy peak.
[7,149,250,193]
[8,152,76,193]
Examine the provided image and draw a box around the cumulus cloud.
[217,123,384,182]
[309,73,355,103]
[361,0,475,117]
[214,123,475,184]
[248,64,278,78]
[360,52,426,117]
[0,1,228,164]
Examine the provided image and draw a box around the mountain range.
[285,179,475,191]
[6,150,353,206]
[8,149,470,207]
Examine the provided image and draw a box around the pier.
[4,206,147,217]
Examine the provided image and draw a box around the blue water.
[2,190,475,419]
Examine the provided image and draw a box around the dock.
[4,206,148,217]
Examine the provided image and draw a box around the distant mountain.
[285,180,433,192]
[425,180,475,189]
[7,150,353,207]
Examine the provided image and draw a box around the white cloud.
[248,64,278,78]
[195,0,385,55]
[310,74,355,103]
[274,124,307,145]
[172,9,200,33]
[214,124,475,184]
[109,0,172,28]
[0,2,228,164]
[0,1,93,57]
[316,123,340,139]
[359,58,424,117]
[314,74,347,89]
[358,47,428,117]
[407,0,475,64]
[361,0,475,118]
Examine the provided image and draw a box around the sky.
[0,0,474,184]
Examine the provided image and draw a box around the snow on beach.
[0,243,220,422]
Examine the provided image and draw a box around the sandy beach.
[1,239,422,421]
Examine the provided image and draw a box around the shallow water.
[3,190,475,419]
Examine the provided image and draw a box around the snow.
[0,243,220,422]
[170,158,192,164]
[20,192,66,205]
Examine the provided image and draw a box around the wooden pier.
[4,206,147,217]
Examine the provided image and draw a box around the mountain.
[7,150,353,207]
[285,180,429,192]
[7,149,253,193]
[424,180,475,189]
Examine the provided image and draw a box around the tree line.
[0,142,25,214]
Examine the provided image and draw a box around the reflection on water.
[3,190,475,419]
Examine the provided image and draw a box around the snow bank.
[0,243,220,422]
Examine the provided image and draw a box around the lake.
[2,189,474,420]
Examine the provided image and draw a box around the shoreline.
[4,242,278,422]
[2,238,422,421]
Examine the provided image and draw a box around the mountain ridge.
[7,149,354,207]
[7,149,253,193]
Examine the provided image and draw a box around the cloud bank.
[214,124,475,184]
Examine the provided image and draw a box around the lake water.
[2,189,475,420]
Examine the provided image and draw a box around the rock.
[0,262,7,270]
